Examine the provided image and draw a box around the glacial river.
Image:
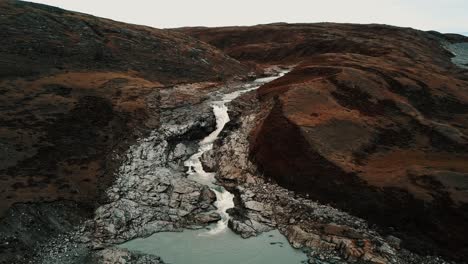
[119,72,308,264]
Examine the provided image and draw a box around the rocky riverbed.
[27,69,289,264]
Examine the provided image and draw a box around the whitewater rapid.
[184,71,287,235]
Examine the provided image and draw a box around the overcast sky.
[28,0,468,34]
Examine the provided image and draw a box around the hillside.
[0,0,248,217]
[181,23,468,260]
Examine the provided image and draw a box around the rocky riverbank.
[203,87,456,264]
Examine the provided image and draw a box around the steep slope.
[0,0,248,218]
[181,23,468,260]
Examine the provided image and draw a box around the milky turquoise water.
[119,229,308,264]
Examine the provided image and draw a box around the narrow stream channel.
[119,71,308,264]
[184,73,287,235]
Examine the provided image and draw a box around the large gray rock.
[82,103,219,248]
[200,149,217,172]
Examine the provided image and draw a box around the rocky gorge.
[33,66,462,264]
[31,69,301,264]
[1,1,468,264]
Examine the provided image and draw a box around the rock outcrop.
[85,102,220,248]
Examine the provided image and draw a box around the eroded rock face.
[185,23,468,261]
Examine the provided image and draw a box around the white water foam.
[184,70,288,235]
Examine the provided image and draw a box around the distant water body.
[448,42,468,69]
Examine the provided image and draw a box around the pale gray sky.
[27,0,468,33]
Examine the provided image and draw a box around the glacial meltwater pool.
[119,229,308,264]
